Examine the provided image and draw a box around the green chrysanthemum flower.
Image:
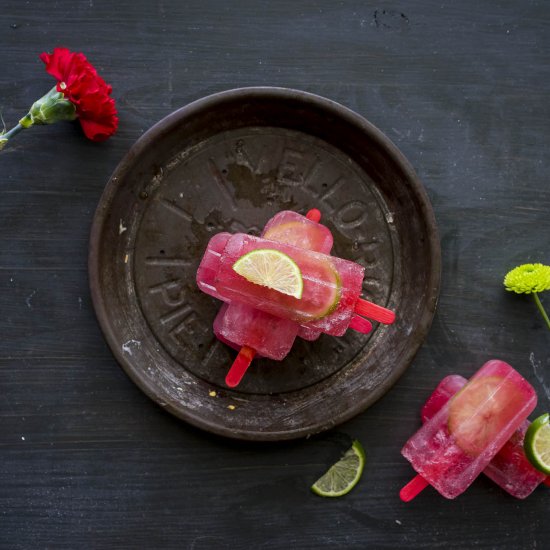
[504,263,550,331]
[504,264,550,294]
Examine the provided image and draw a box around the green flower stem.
[19,113,34,128]
[0,87,77,151]
[2,123,26,139]
[0,122,27,150]
[533,293,550,331]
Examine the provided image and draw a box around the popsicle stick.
[400,474,429,502]
[306,208,321,223]
[225,346,256,388]
[349,314,373,334]
[354,298,396,325]
[543,477,550,488]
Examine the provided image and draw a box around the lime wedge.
[311,440,365,497]
[297,257,341,320]
[232,248,303,299]
[524,413,550,475]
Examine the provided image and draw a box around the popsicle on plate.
[262,209,333,342]
[212,209,375,347]
[212,209,341,387]
[421,374,549,499]
[197,223,394,335]
[196,232,232,301]
[196,209,396,387]
[213,302,299,359]
[400,360,537,500]
[213,302,302,387]
[209,234,391,336]
[262,209,333,254]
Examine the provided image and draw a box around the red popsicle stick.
[543,477,550,488]
[400,474,430,502]
[354,298,396,325]
[306,208,321,222]
[225,346,256,388]
[349,314,373,334]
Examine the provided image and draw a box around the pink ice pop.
[213,302,299,359]
[196,232,231,300]
[215,302,300,387]
[213,234,385,336]
[273,211,376,337]
[262,209,333,254]
[421,374,548,499]
[262,209,332,341]
[217,209,341,387]
[400,360,537,500]
[197,209,390,387]
[197,232,393,332]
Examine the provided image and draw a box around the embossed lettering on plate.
[132,127,396,394]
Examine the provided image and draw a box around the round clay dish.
[89,87,440,440]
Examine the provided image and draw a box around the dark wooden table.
[2,1,549,548]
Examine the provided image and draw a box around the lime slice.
[524,413,550,475]
[269,257,341,321]
[311,440,365,497]
[297,258,341,320]
[448,376,525,456]
[232,249,303,299]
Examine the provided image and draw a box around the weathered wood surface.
[1,1,549,548]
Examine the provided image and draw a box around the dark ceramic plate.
[89,87,440,441]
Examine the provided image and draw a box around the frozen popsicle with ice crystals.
[262,209,332,342]
[212,209,336,386]
[421,374,549,499]
[400,360,537,500]
[197,209,395,387]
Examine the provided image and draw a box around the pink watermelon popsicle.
[422,374,549,499]
[213,302,301,387]
[400,360,537,500]
[213,302,298,359]
[211,209,340,387]
[196,232,231,300]
[263,210,378,338]
[197,218,394,334]
[213,234,387,336]
[262,209,333,254]
[262,209,333,342]
[197,209,395,387]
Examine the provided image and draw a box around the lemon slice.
[524,413,550,475]
[311,440,366,497]
[232,248,303,299]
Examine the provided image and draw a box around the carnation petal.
[40,47,118,141]
[79,115,118,141]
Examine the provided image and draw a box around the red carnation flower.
[40,48,118,141]
[1,47,118,150]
